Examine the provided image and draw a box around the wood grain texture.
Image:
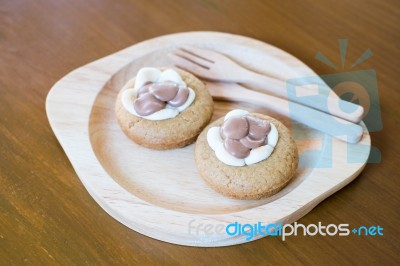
[0,0,399,264]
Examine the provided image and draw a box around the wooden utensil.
[169,46,364,123]
[206,81,363,143]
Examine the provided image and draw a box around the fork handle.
[251,91,363,143]
[236,71,364,123]
[209,83,364,143]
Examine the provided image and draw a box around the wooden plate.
[46,32,370,246]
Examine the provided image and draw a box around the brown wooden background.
[1,0,399,264]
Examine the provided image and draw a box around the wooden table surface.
[1,0,399,264]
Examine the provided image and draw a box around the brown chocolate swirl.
[220,115,271,159]
[133,81,190,116]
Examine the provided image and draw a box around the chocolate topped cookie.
[195,109,298,200]
[115,67,214,150]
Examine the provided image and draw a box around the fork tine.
[180,46,219,62]
[173,48,213,69]
[180,46,215,63]
[167,53,211,78]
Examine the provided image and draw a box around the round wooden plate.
[46,32,370,246]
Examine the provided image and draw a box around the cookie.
[115,67,214,150]
[195,110,298,200]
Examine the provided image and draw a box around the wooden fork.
[205,81,363,143]
[169,46,364,123]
